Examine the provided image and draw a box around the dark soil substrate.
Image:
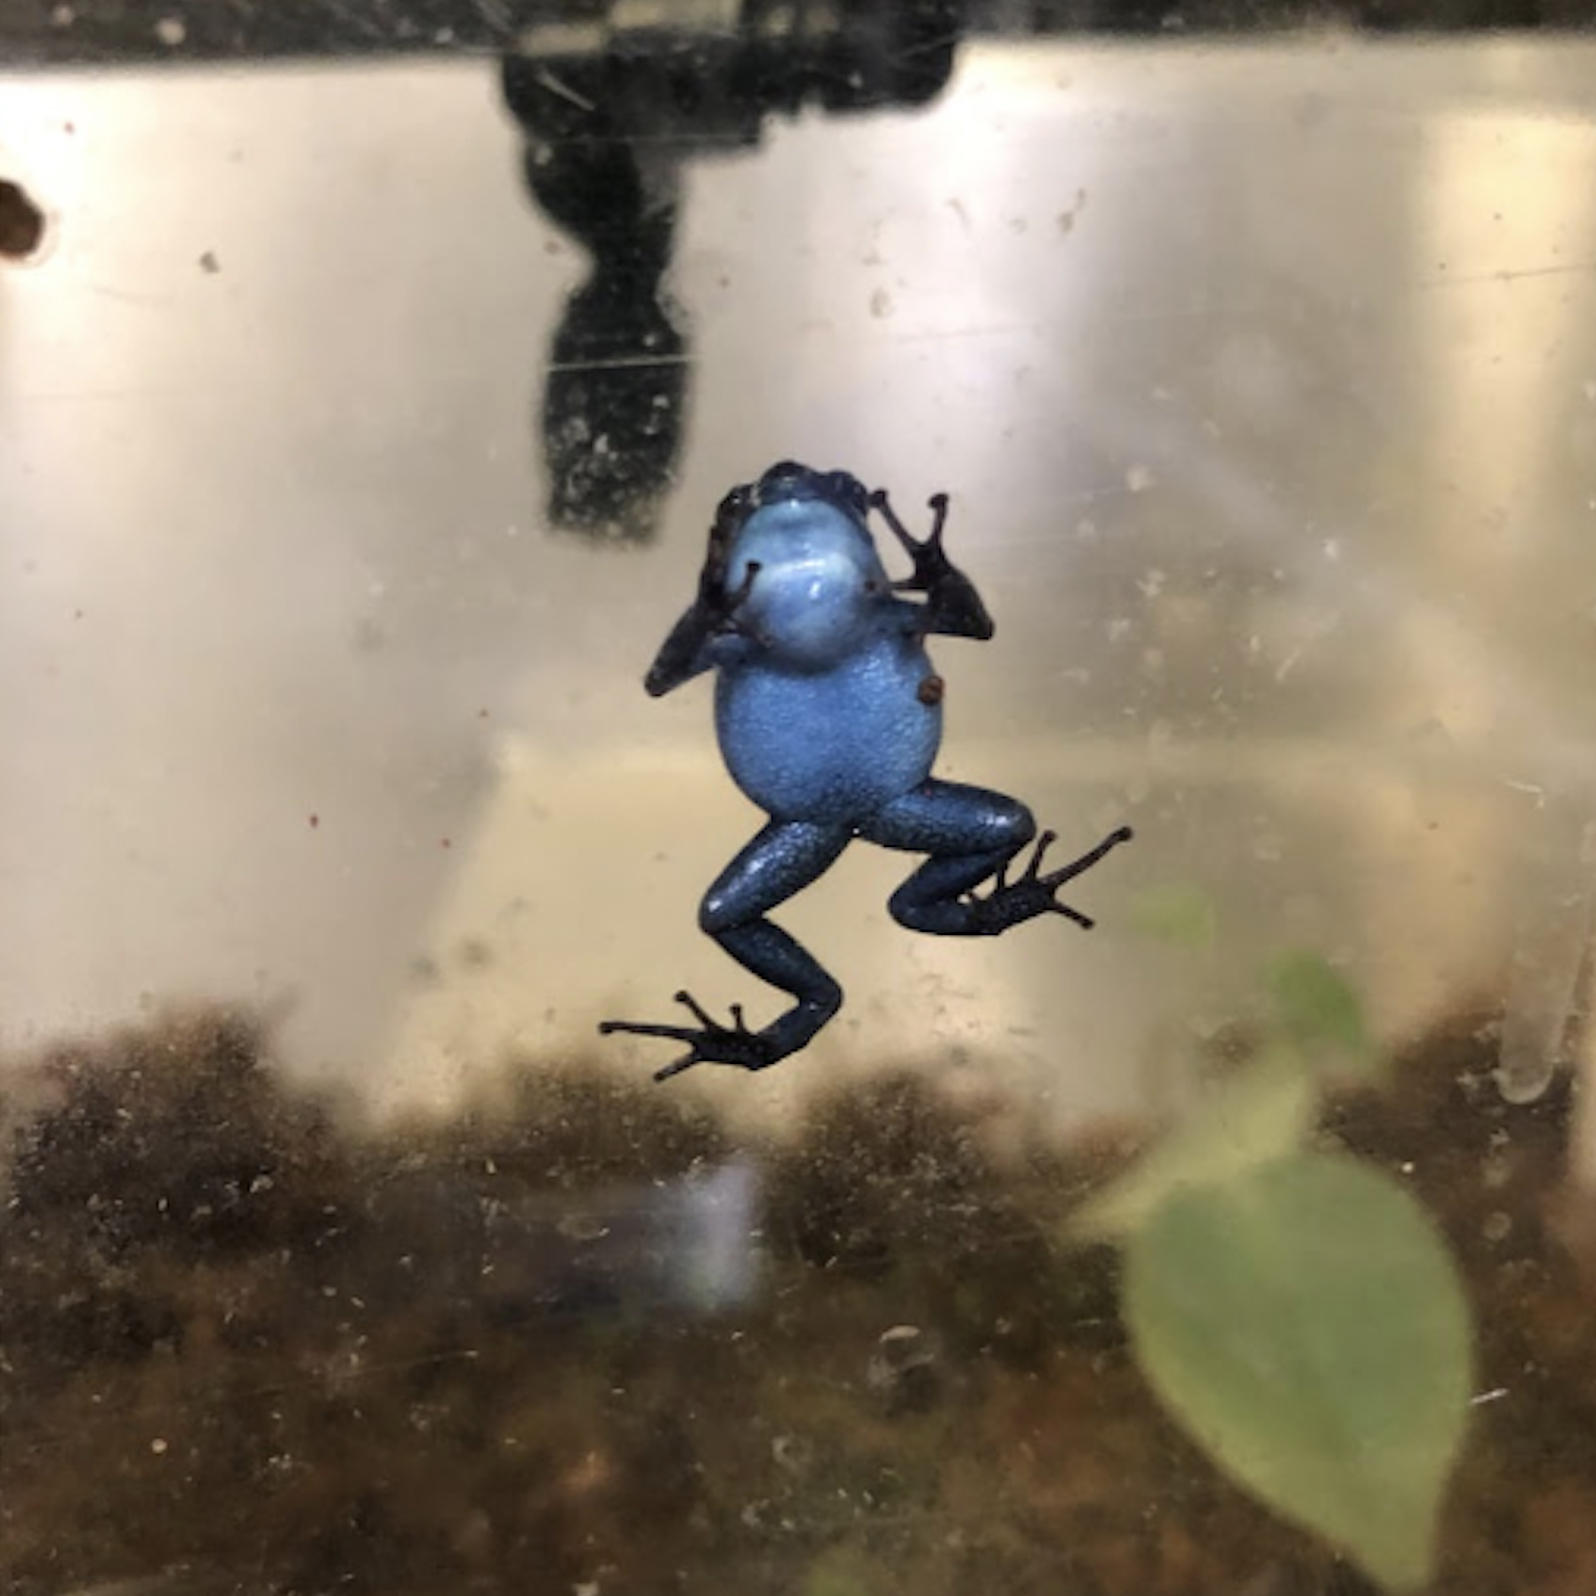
[1,1005,1589,1596]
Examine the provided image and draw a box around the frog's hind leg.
[859,779,1132,936]
[600,818,852,1080]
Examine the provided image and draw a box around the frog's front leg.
[600,818,851,1081]
[857,780,1133,935]
[869,487,993,641]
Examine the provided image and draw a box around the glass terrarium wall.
[3,33,1592,1129]
[8,12,1596,1596]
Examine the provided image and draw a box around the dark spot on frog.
[917,672,945,707]
[0,179,46,261]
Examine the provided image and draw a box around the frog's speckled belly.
[714,641,942,824]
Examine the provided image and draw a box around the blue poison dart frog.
[600,461,1133,1082]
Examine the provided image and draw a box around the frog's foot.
[868,487,993,642]
[716,559,768,644]
[599,990,782,1082]
[870,487,951,591]
[968,825,1135,934]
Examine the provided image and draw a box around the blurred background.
[2,1,1594,1133]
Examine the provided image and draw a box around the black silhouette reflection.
[501,0,963,543]
[519,121,685,545]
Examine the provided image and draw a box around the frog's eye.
[715,484,755,525]
[757,461,811,501]
[823,471,870,519]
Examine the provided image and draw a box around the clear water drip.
[1497,819,1596,1106]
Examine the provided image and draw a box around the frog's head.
[753,461,871,520]
[721,461,891,668]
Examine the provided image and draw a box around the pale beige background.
[3,40,1594,1130]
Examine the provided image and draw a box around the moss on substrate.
[0,1003,1587,1596]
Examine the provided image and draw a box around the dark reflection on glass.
[541,273,688,544]
[0,0,1585,66]
[501,0,963,541]
[515,116,686,544]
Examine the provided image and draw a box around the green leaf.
[1123,1153,1474,1591]
[1072,1047,1314,1240]
[1127,882,1220,948]
[1265,951,1375,1073]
